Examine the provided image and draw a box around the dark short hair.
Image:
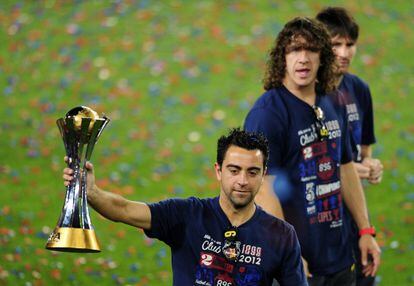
[316,7,359,41]
[217,128,269,169]
[263,17,336,94]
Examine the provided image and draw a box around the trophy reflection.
[46,106,110,252]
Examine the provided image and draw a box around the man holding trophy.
[60,125,308,286]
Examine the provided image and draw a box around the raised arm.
[63,160,151,230]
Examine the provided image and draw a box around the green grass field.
[1,1,413,285]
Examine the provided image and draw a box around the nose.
[297,50,310,63]
[335,45,349,58]
[237,172,248,187]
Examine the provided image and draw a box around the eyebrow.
[331,39,355,44]
[286,43,320,52]
[226,164,262,172]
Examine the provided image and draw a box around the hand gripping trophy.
[46,106,110,252]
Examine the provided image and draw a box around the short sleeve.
[144,198,191,247]
[359,84,376,146]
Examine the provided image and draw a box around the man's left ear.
[214,162,222,180]
[214,162,221,172]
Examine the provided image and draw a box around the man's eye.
[249,171,259,176]
[308,47,319,52]
[229,169,239,174]
[286,46,300,53]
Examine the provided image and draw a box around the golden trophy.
[46,106,110,252]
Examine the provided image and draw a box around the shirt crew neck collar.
[213,196,260,229]
[281,85,322,108]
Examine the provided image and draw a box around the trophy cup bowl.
[45,106,110,252]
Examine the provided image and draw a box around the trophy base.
[45,227,101,253]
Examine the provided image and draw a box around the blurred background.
[0,1,413,285]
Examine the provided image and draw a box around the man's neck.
[335,74,344,87]
[283,81,317,106]
[219,195,256,227]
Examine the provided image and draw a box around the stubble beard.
[229,190,254,210]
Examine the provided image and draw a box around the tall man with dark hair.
[62,128,308,286]
[244,17,381,285]
[317,7,384,286]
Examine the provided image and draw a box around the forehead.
[223,146,264,166]
[331,35,355,43]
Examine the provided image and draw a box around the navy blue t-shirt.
[338,73,376,161]
[244,86,354,275]
[145,196,307,286]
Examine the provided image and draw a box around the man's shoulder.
[186,196,216,208]
[246,87,291,123]
[344,73,370,90]
[149,196,212,212]
[256,206,296,234]
[251,88,288,110]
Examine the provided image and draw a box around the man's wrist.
[87,185,98,199]
[359,226,376,237]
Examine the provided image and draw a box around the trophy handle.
[83,118,110,162]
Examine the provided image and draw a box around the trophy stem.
[80,168,92,228]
